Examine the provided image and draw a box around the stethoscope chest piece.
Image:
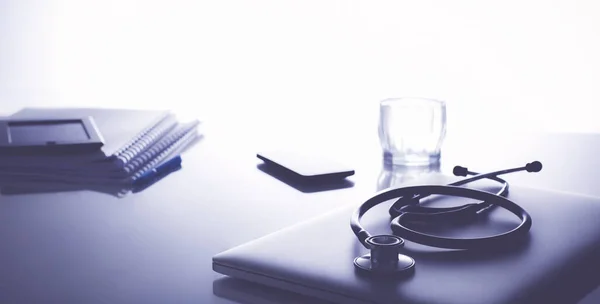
[353,235,416,275]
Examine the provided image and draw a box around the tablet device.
[0,117,104,154]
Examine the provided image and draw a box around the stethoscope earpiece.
[353,235,416,275]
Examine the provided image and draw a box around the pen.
[134,155,183,186]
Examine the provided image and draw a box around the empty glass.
[378,97,446,166]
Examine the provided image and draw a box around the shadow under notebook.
[0,165,182,198]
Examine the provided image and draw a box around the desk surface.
[0,123,599,304]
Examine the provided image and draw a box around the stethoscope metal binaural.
[350,161,543,275]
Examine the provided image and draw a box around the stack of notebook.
[0,107,201,191]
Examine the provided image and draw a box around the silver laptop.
[213,174,600,304]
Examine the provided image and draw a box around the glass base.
[383,152,441,167]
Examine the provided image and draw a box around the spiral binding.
[129,129,198,184]
[113,113,173,160]
[114,114,177,167]
[123,121,200,176]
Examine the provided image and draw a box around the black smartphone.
[257,151,355,183]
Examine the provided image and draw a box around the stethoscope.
[351,161,543,275]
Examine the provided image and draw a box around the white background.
[1,0,600,135]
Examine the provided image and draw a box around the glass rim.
[380,97,446,107]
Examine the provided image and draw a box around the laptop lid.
[213,174,600,304]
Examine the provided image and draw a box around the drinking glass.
[378,97,447,166]
[377,163,441,191]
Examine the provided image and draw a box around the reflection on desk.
[0,164,182,197]
[213,277,331,304]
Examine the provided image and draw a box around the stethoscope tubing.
[351,184,532,249]
[389,171,508,216]
[389,185,531,249]
[353,162,542,250]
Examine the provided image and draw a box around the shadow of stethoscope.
[0,165,183,198]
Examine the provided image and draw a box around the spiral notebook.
[0,120,199,185]
[0,107,201,184]
[0,122,200,191]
